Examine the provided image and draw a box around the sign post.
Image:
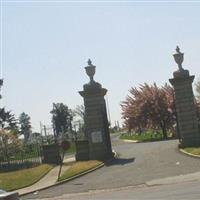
[57,141,70,181]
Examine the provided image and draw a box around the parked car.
[0,189,20,200]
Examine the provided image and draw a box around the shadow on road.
[105,157,135,166]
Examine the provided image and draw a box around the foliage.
[0,79,3,99]
[74,105,85,121]
[0,164,53,191]
[50,103,74,140]
[58,160,102,181]
[0,80,18,132]
[0,108,18,131]
[120,131,165,142]
[73,105,85,139]
[121,83,176,139]
[64,142,76,153]
[30,132,43,144]
[19,112,32,143]
[195,80,200,102]
[195,80,200,123]
[0,129,22,164]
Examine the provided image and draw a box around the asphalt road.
[26,179,200,200]
[22,137,200,199]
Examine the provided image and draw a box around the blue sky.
[1,1,200,132]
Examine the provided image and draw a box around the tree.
[50,103,73,140]
[0,129,22,165]
[30,132,42,144]
[0,80,18,131]
[19,112,32,143]
[121,83,176,139]
[0,108,18,131]
[0,79,3,99]
[74,105,85,121]
[74,105,85,137]
[196,80,200,102]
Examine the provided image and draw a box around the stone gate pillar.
[169,46,200,147]
[78,59,113,160]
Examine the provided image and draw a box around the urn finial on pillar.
[172,46,189,78]
[173,46,184,71]
[85,59,96,83]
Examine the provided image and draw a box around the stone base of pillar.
[42,143,61,164]
[75,140,114,161]
[75,140,89,161]
[179,137,200,148]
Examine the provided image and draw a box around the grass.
[0,164,53,191]
[183,147,200,155]
[67,142,76,153]
[58,160,102,182]
[120,131,164,142]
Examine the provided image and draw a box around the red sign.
[61,140,70,150]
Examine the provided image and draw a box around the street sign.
[61,140,70,150]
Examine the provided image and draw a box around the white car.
[0,189,20,200]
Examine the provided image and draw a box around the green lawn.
[58,160,102,182]
[0,164,53,191]
[67,142,76,153]
[120,131,164,142]
[183,147,200,155]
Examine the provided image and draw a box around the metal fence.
[0,143,42,172]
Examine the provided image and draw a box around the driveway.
[22,139,200,199]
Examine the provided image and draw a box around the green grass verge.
[67,142,76,153]
[183,147,200,155]
[0,164,53,191]
[58,160,102,182]
[120,131,164,142]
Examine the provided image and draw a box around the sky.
[1,0,200,133]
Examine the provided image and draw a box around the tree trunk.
[160,122,168,140]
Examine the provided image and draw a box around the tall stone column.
[169,47,200,147]
[78,59,113,160]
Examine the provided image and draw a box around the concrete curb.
[179,148,200,158]
[19,162,105,197]
[122,139,139,143]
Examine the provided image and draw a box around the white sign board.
[91,131,103,143]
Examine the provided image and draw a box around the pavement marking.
[146,171,200,186]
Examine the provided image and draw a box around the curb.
[19,162,105,197]
[122,139,139,143]
[179,148,200,158]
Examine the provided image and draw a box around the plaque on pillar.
[76,59,113,161]
[169,46,200,147]
[91,131,103,143]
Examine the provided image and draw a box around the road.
[24,179,200,200]
[22,137,200,199]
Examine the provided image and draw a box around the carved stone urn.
[173,46,189,78]
[85,59,96,83]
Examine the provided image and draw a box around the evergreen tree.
[50,103,73,140]
[19,112,32,143]
[0,79,18,131]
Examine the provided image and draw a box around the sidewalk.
[15,157,75,196]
